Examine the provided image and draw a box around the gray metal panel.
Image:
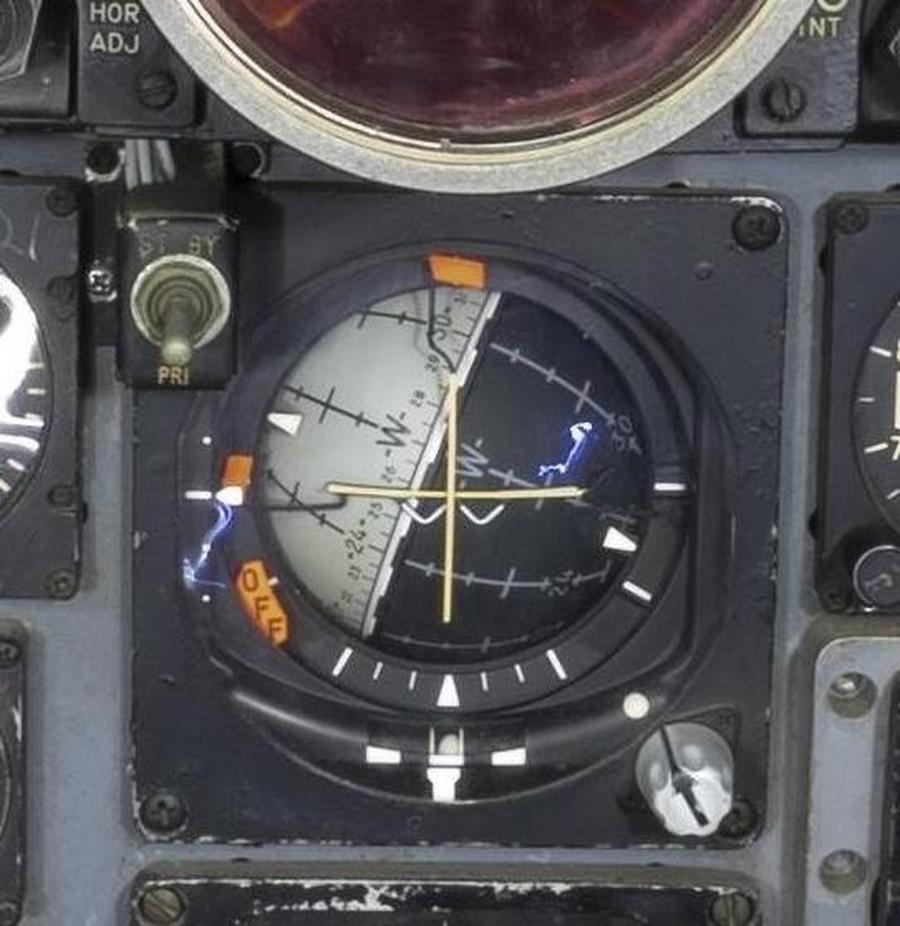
[4,144,900,923]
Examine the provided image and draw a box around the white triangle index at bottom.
[437,673,461,709]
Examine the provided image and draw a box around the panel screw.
[832,674,863,697]
[137,886,187,925]
[140,791,188,836]
[819,849,868,894]
[48,484,78,509]
[732,206,781,252]
[0,638,21,668]
[821,581,850,611]
[827,672,877,719]
[45,568,77,600]
[0,902,19,926]
[230,142,268,179]
[86,262,116,302]
[136,70,178,110]
[761,77,807,124]
[46,275,78,305]
[708,892,756,926]
[45,185,79,218]
[716,798,758,840]
[86,141,121,178]
[833,202,869,235]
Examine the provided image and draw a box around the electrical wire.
[123,138,177,189]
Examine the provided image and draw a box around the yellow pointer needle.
[325,484,585,502]
[442,374,459,624]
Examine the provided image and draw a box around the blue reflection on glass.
[183,499,232,591]
[538,421,594,479]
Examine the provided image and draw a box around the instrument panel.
[1,0,899,924]
[130,190,782,846]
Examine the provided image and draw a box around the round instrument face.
[144,0,807,192]
[259,284,651,667]
[199,0,757,142]
[180,254,688,715]
[0,271,50,518]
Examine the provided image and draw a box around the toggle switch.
[129,254,232,368]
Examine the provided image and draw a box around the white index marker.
[603,526,639,554]
[437,674,461,709]
[267,412,303,436]
[894,371,900,431]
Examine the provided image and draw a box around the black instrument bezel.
[198,250,689,716]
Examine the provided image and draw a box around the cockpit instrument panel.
[1,0,887,918]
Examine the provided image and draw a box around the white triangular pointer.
[437,674,460,709]
[603,526,638,553]
[267,412,303,436]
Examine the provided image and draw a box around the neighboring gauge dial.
[143,0,808,191]
[0,270,50,517]
[259,280,650,666]
[855,303,900,530]
[201,0,757,141]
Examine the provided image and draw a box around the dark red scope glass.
[201,0,757,141]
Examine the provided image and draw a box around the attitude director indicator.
[177,252,689,727]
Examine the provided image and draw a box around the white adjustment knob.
[635,722,734,838]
